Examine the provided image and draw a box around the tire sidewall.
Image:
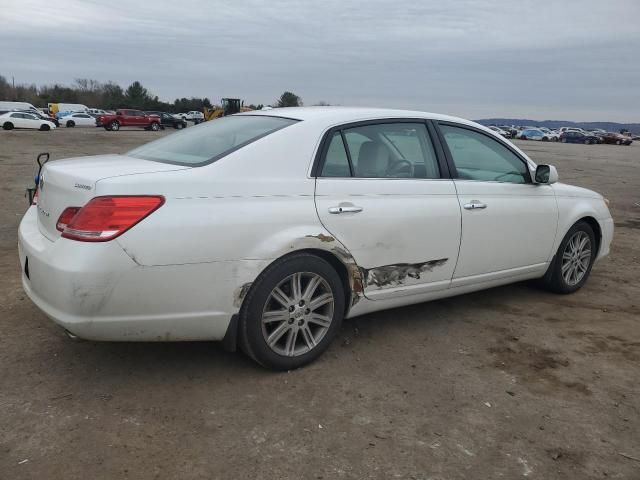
[240,254,345,370]
[549,221,597,293]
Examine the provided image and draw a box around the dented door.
[314,121,461,300]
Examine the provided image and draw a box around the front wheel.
[239,253,345,370]
[521,135,527,140]
[561,137,567,143]
[585,139,591,145]
[175,122,184,129]
[541,221,596,294]
[616,140,621,145]
[109,121,120,131]
[39,124,50,131]
[3,122,14,130]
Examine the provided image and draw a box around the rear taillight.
[56,207,81,231]
[32,188,39,205]
[61,195,164,242]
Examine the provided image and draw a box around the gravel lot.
[1,128,638,479]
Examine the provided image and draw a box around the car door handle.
[328,205,363,214]
[463,200,487,210]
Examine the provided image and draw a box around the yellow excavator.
[203,98,252,121]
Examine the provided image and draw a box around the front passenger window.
[440,124,529,184]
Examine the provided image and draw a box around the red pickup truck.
[96,109,161,131]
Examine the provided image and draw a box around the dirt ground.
[0,128,638,479]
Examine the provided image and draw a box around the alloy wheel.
[261,272,334,357]
[561,231,592,286]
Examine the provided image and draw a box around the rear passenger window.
[321,133,351,177]
[320,122,440,179]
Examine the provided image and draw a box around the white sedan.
[59,112,96,128]
[1,111,56,131]
[18,108,613,370]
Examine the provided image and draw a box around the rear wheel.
[616,140,621,145]
[541,221,596,294]
[176,122,184,129]
[150,122,160,131]
[109,121,120,131]
[561,137,567,143]
[66,120,75,128]
[239,253,345,370]
[585,139,591,145]
[3,122,14,130]
[521,135,527,140]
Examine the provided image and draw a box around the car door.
[314,120,461,300]
[435,122,558,285]
[9,113,27,128]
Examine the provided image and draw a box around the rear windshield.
[127,115,298,166]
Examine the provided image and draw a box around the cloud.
[1,0,639,121]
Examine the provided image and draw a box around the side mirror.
[535,164,558,184]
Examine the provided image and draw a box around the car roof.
[239,106,479,127]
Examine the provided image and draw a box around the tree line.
[0,75,305,112]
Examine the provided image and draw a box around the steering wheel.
[386,159,414,177]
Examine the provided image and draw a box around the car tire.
[150,122,160,131]
[239,253,345,370]
[585,139,591,145]
[521,135,527,140]
[176,122,184,129]
[542,136,548,142]
[561,137,567,143]
[66,120,75,128]
[541,221,597,295]
[3,122,14,130]
[615,140,621,145]
[39,124,50,131]
[109,121,120,131]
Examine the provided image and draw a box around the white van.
[49,103,89,118]
[0,101,39,113]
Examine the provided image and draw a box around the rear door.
[314,120,461,300]
[435,122,558,285]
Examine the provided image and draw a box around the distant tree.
[275,91,302,107]
[124,81,152,109]
[0,75,13,100]
[248,104,264,110]
[313,101,331,106]
[101,82,125,109]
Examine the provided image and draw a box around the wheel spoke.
[284,328,298,356]
[578,235,589,252]
[262,310,289,324]
[562,251,573,261]
[562,261,572,274]
[300,324,316,349]
[267,323,290,347]
[271,287,291,309]
[302,275,322,301]
[579,250,591,260]
[291,273,303,301]
[309,293,333,311]
[308,313,332,328]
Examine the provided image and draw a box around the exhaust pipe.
[64,329,83,342]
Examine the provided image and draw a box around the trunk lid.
[36,154,189,240]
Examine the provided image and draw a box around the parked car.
[95,109,161,131]
[601,132,633,145]
[1,111,56,131]
[518,128,558,141]
[0,101,39,113]
[16,109,60,127]
[487,126,510,138]
[18,108,613,370]
[185,111,205,123]
[559,131,600,144]
[87,108,107,115]
[146,111,187,129]
[497,125,518,138]
[60,112,97,128]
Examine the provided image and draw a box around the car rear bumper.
[18,207,240,342]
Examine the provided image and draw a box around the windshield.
[127,115,298,166]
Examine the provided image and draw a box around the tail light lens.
[56,206,81,231]
[32,188,39,205]
[61,195,164,242]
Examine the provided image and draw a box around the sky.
[1,0,639,122]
